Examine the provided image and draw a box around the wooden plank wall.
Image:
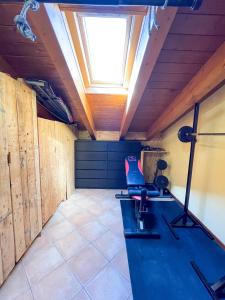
[38,118,75,225]
[0,72,42,284]
[66,128,76,198]
[0,72,76,285]
[0,73,15,285]
[16,81,42,247]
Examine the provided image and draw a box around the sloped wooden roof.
[0,0,225,137]
[130,0,225,132]
[0,3,85,128]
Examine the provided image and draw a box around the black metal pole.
[0,0,203,10]
[166,102,214,239]
[183,103,199,217]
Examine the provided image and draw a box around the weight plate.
[178,126,194,143]
[155,175,169,189]
[157,159,167,170]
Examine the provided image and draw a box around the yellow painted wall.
[162,84,225,244]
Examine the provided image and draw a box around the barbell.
[178,126,225,143]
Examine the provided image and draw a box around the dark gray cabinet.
[75,141,141,188]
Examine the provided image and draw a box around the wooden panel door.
[66,128,75,198]
[16,81,42,247]
[0,73,42,285]
[0,73,16,283]
[38,118,58,224]
[4,75,26,261]
[38,119,75,224]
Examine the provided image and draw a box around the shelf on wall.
[140,150,169,169]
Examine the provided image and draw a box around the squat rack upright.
[164,102,225,300]
[165,103,215,239]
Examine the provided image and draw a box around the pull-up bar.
[1,0,203,10]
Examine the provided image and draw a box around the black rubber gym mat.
[121,200,225,300]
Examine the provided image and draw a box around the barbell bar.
[178,126,225,143]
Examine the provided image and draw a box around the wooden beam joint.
[119,7,177,139]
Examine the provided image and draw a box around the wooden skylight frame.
[61,5,145,90]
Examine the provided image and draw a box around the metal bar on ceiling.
[0,0,203,10]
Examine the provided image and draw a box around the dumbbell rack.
[141,150,172,199]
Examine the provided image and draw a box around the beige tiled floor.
[0,189,132,300]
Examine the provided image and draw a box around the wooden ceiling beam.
[29,3,96,138]
[119,7,177,139]
[0,56,17,78]
[147,41,225,140]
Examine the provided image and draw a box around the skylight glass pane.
[84,16,128,85]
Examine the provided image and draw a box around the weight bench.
[118,155,160,239]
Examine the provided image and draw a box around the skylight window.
[64,9,144,91]
[82,16,130,86]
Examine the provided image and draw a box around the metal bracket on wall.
[161,0,169,9]
[14,0,39,42]
[1,0,203,10]
[148,6,159,33]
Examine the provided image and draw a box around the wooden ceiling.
[87,94,127,131]
[129,0,225,132]
[0,3,86,128]
[0,0,225,138]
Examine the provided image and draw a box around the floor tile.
[111,249,130,280]
[99,199,117,210]
[43,220,75,242]
[58,199,76,210]
[55,230,89,260]
[128,293,133,300]
[23,245,64,285]
[71,289,90,300]
[68,211,96,228]
[87,204,105,217]
[93,231,124,260]
[75,198,96,209]
[67,244,108,285]
[0,263,30,300]
[98,211,120,228]
[78,221,108,242]
[22,235,53,265]
[0,189,130,300]
[110,220,124,238]
[43,211,65,230]
[86,265,131,300]
[91,195,106,203]
[31,263,81,300]
[59,202,83,219]
[112,206,122,217]
[14,289,34,300]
